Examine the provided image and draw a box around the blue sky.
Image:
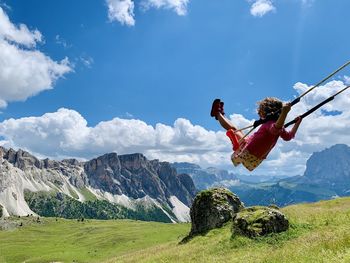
[0,0,350,176]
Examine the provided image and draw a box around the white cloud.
[0,7,72,108]
[55,35,71,49]
[106,0,189,26]
[79,55,94,68]
[141,0,189,16]
[0,108,229,166]
[0,80,349,176]
[0,7,42,47]
[106,0,135,26]
[250,0,275,17]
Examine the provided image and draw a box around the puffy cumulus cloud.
[0,108,231,167]
[0,7,42,47]
[228,113,254,131]
[0,109,90,157]
[106,0,135,26]
[249,0,275,17]
[141,0,189,16]
[106,0,189,26]
[0,7,72,108]
[263,148,309,176]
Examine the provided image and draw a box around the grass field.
[1,197,350,263]
[0,217,189,263]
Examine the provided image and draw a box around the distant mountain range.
[0,148,196,222]
[171,163,287,189]
[1,144,349,222]
[172,144,350,207]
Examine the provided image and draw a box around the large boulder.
[188,188,244,237]
[232,206,289,238]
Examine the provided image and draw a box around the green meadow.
[1,197,350,263]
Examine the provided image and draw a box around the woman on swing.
[211,98,302,171]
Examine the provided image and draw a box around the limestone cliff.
[0,147,196,222]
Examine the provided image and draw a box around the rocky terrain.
[0,147,196,222]
[182,188,289,243]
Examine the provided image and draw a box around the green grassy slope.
[0,218,189,263]
[108,197,350,263]
[1,197,350,263]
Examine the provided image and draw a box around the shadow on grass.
[179,229,211,244]
[180,222,314,248]
[241,222,314,247]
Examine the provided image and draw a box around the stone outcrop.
[187,188,244,237]
[304,144,350,195]
[232,206,289,238]
[3,148,42,170]
[84,153,196,207]
[181,188,289,243]
[0,147,197,221]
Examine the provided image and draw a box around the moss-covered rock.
[232,206,289,238]
[187,188,244,238]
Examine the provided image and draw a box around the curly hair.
[257,97,283,120]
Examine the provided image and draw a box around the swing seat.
[227,129,262,171]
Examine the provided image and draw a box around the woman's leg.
[211,99,245,140]
[217,113,245,140]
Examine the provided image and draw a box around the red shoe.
[210,99,225,120]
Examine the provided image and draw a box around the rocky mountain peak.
[304,144,350,180]
[62,158,81,166]
[118,153,150,171]
[87,152,121,170]
[82,151,196,206]
[303,144,350,195]
[1,147,41,170]
[0,147,197,222]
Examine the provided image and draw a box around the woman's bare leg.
[217,113,245,140]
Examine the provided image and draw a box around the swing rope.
[235,60,350,134]
[290,60,350,106]
[284,85,350,128]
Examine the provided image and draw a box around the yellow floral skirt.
[231,148,263,171]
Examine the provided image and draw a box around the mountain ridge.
[0,147,196,222]
[173,144,350,207]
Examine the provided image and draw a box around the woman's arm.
[274,103,291,129]
[291,116,302,134]
[280,116,302,141]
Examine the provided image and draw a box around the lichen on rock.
[181,188,244,243]
[232,206,289,238]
